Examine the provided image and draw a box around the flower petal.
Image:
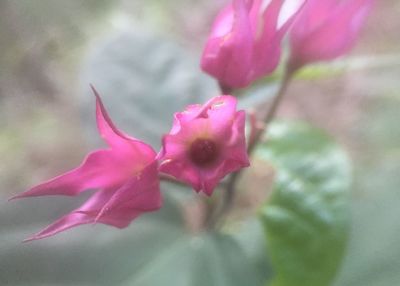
[24,162,161,241]
[95,161,161,221]
[92,85,156,161]
[253,0,305,77]
[201,0,254,88]
[11,89,157,200]
[92,85,133,147]
[11,149,137,198]
[289,0,373,66]
[159,96,249,195]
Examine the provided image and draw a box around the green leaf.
[232,219,274,282]
[1,194,262,286]
[257,121,351,286]
[123,233,262,286]
[0,194,183,286]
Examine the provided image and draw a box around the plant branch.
[208,65,296,229]
[247,66,295,154]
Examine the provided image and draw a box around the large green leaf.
[232,219,274,282]
[0,194,183,286]
[257,122,351,286]
[122,233,262,286]
[0,194,262,286]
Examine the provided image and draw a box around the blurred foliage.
[333,94,400,286]
[259,54,400,85]
[295,54,400,80]
[257,122,351,286]
[0,195,182,285]
[0,0,114,81]
[121,232,262,286]
[81,28,217,149]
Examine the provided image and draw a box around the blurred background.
[0,0,399,285]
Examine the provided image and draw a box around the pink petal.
[159,158,202,192]
[201,0,254,88]
[25,162,161,241]
[206,96,238,140]
[12,149,137,198]
[92,85,156,162]
[12,89,157,199]
[95,162,161,221]
[201,0,305,88]
[290,0,373,66]
[158,96,249,196]
[209,3,234,38]
[253,0,305,77]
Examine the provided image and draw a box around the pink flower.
[201,0,304,89]
[289,0,373,69]
[158,96,249,196]
[11,86,162,241]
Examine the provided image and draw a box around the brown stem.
[247,66,295,154]
[207,65,296,229]
[218,81,233,95]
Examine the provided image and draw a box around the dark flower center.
[189,139,219,167]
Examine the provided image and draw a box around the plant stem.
[219,81,233,95]
[247,66,295,154]
[208,65,296,229]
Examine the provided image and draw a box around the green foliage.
[257,122,351,286]
[233,219,274,282]
[0,195,183,285]
[1,194,263,286]
[123,233,262,286]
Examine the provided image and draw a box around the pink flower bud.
[158,96,250,196]
[11,87,162,241]
[201,0,304,89]
[289,0,373,69]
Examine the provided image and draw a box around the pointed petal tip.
[8,191,36,201]
[90,84,103,106]
[22,233,44,243]
[8,194,20,202]
[22,237,35,243]
[89,83,99,96]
